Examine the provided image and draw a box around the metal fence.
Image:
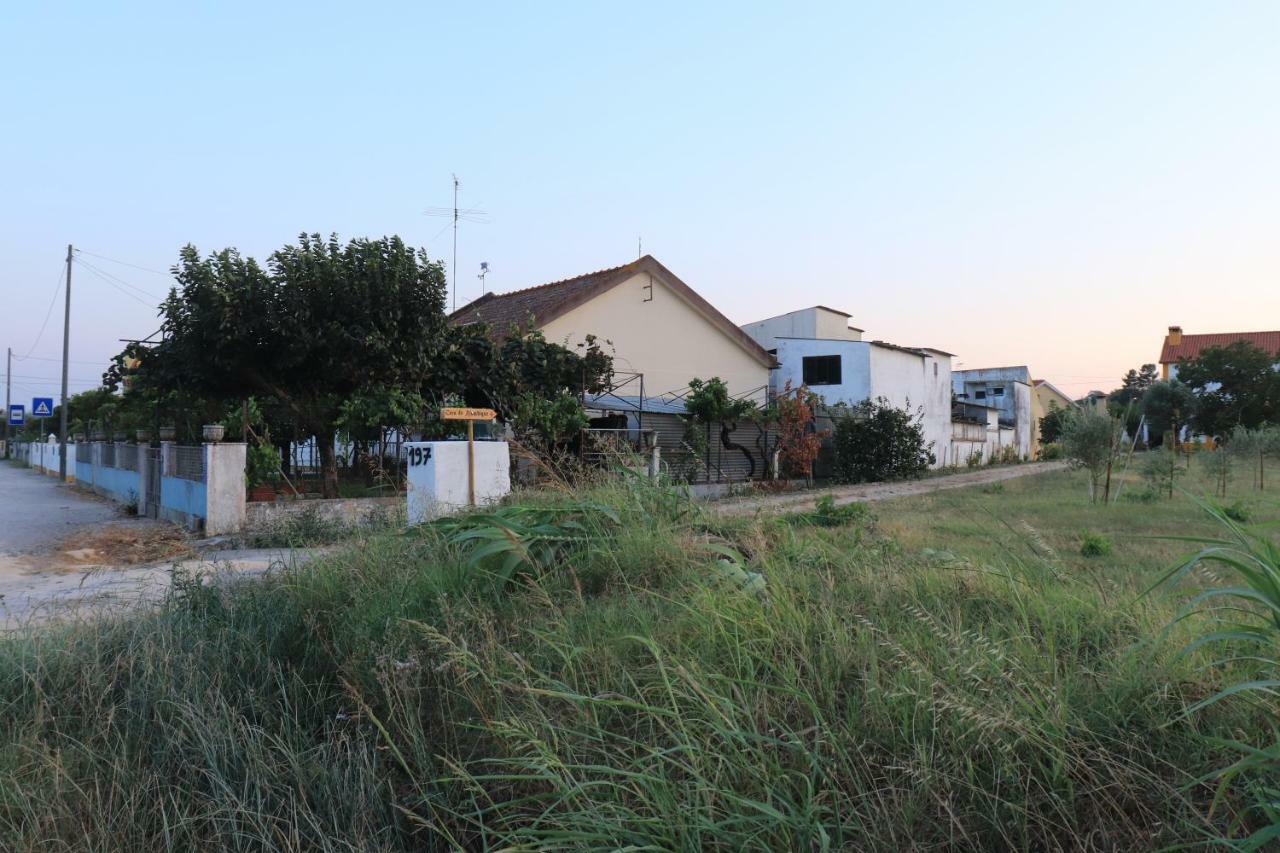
[172,446,205,482]
[76,443,92,463]
[116,444,139,471]
[101,443,116,468]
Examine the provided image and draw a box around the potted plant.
[158,425,176,441]
[91,428,105,441]
[136,428,151,443]
[112,431,126,443]
[202,424,226,443]
[73,432,86,443]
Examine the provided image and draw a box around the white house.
[741,306,954,467]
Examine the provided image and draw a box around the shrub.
[1061,408,1123,503]
[1079,530,1112,557]
[1223,500,1251,523]
[786,494,872,529]
[832,398,934,484]
[1039,443,1063,460]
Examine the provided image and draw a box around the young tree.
[684,377,759,478]
[1176,341,1280,437]
[1060,408,1123,503]
[773,382,824,480]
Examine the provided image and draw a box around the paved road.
[0,460,123,554]
[715,460,1069,515]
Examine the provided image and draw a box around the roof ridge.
[477,256,645,302]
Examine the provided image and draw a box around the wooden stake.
[467,419,475,506]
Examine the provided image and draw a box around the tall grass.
[0,473,1272,850]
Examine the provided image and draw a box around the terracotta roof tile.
[448,258,644,333]
[1161,331,1280,364]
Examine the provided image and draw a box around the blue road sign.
[7,404,24,427]
[32,397,54,418]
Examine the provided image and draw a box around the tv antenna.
[425,174,488,311]
[477,261,490,294]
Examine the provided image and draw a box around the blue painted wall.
[96,466,141,506]
[161,476,207,520]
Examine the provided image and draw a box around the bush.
[786,494,872,528]
[1223,500,1251,523]
[832,398,934,484]
[1039,443,1063,460]
[1079,530,1112,557]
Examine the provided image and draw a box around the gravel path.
[713,460,1068,516]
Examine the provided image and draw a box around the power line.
[16,264,66,359]
[12,354,104,366]
[73,248,170,276]
[74,256,162,299]
[73,258,159,307]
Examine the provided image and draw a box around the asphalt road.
[0,460,122,554]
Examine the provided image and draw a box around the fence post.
[204,442,247,535]
[649,444,661,480]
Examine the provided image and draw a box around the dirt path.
[713,461,1069,516]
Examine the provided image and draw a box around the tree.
[1038,402,1071,445]
[1060,408,1123,503]
[774,382,824,479]
[831,398,933,484]
[1110,363,1158,407]
[684,377,759,479]
[1141,380,1197,448]
[1176,341,1280,437]
[131,234,448,497]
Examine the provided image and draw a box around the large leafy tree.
[1141,380,1197,447]
[119,234,613,498]
[1175,341,1280,437]
[684,377,759,478]
[128,234,449,497]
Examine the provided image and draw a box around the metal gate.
[144,447,162,518]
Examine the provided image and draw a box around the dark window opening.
[992,386,1005,397]
[802,355,842,386]
[975,389,987,400]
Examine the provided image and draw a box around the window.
[802,355,841,386]
[991,386,1005,398]
[975,389,987,400]
[933,363,938,377]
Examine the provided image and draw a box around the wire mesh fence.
[116,444,139,471]
[172,446,205,482]
[101,443,116,469]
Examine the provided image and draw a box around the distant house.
[451,255,774,403]
[1159,325,1280,380]
[1076,390,1109,415]
[740,306,954,467]
[951,367,1033,459]
[1030,379,1076,452]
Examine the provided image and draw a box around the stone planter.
[112,432,126,443]
[158,426,177,441]
[73,432,86,443]
[202,424,226,443]
[91,430,105,441]
[136,429,151,443]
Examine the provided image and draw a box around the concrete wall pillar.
[204,442,247,535]
[159,441,174,478]
[406,441,510,524]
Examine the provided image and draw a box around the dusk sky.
[3,2,1278,406]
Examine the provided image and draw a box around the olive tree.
[1060,408,1124,503]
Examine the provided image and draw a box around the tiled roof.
[1161,330,1280,364]
[449,258,645,332]
[449,255,774,367]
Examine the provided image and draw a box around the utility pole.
[451,173,459,312]
[58,243,71,482]
[3,346,10,456]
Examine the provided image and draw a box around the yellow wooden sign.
[441,407,497,421]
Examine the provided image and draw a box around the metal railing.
[75,443,92,463]
[101,443,116,468]
[116,444,139,471]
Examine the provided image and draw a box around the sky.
[2,1,1279,410]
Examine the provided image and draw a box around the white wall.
[741,306,862,350]
[541,271,770,401]
[868,345,952,466]
[771,339,871,405]
[406,440,511,522]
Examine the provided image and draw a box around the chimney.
[1167,325,1183,346]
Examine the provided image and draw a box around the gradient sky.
[3,2,1278,410]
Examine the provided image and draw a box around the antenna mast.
[425,176,488,312]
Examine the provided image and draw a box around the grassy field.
[1,458,1277,850]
